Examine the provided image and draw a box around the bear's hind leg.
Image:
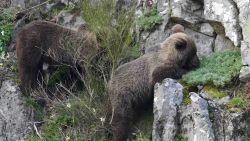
[111,100,133,141]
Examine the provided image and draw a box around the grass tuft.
[226,96,247,112]
[137,5,162,31]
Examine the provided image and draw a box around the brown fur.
[171,24,185,34]
[145,24,185,54]
[16,21,98,94]
[108,32,199,141]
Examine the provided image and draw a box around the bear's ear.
[175,38,187,50]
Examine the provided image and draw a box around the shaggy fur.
[109,32,199,141]
[16,21,98,94]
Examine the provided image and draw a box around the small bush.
[0,8,16,55]
[137,6,162,31]
[182,49,242,87]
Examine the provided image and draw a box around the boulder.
[152,78,250,141]
[0,80,32,141]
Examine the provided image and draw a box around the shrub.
[182,49,242,87]
[0,8,16,55]
[137,5,162,31]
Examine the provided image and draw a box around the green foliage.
[203,85,226,99]
[226,96,247,111]
[81,0,137,72]
[243,137,250,141]
[137,6,162,31]
[0,8,16,55]
[26,94,111,140]
[179,81,196,105]
[182,49,242,87]
[174,134,188,141]
[24,136,42,141]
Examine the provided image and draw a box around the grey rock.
[214,35,235,52]
[190,92,215,141]
[0,0,11,8]
[234,0,250,46]
[204,0,242,47]
[185,28,214,58]
[241,41,250,66]
[142,28,170,54]
[200,91,213,100]
[157,0,169,16]
[11,0,46,9]
[208,101,250,141]
[152,80,250,141]
[170,0,204,24]
[179,105,194,141]
[145,44,161,54]
[217,96,230,105]
[55,10,85,30]
[152,78,183,141]
[0,80,32,141]
[136,0,171,53]
[233,0,250,82]
[200,23,215,36]
[10,0,25,8]
[239,66,250,82]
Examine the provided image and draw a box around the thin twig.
[33,122,42,139]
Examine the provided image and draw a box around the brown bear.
[145,24,185,54]
[108,30,199,141]
[16,20,98,95]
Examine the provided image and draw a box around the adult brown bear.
[16,21,98,94]
[108,28,199,141]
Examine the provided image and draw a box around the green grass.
[25,94,111,141]
[226,96,247,111]
[182,49,242,87]
[137,6,162,31]
[203,85,226,99]
[81,0,137,72]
